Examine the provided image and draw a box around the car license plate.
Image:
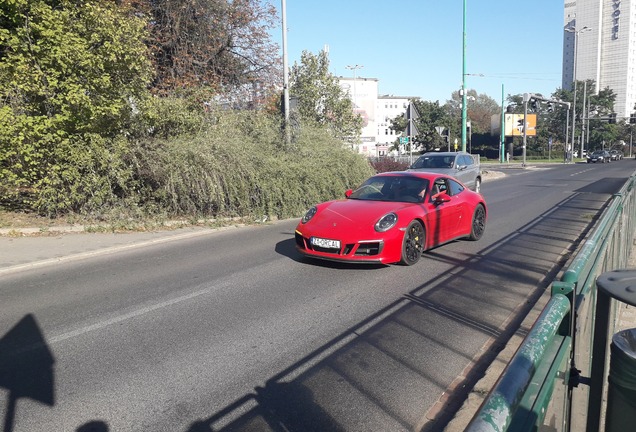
[311,237,341,249]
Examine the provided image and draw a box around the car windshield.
[349,176,430,203]
[410,155,454,169]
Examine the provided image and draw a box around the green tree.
[289,50,362,140]
[390,99,451,153]
[546,81,617,152]
[0,0,153,212]
[446,90,500,135]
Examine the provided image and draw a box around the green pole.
[500,84,505,163]
[461,0,467,152]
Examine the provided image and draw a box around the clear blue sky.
[271,0,565,104]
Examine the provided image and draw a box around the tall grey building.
[563,0,636,118]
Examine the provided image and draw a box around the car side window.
[448,179,464,196]
[430,178,448,200]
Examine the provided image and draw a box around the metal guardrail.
[466,169,636,432]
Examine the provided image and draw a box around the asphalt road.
[1,161,635,432]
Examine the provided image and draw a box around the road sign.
[399,137,409,144]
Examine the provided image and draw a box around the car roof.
[374,171,444,181]
[421,151,467,156]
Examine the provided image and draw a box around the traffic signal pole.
[522,93,571,163]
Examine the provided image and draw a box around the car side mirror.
[345,189,353,198]
[433,192,451,203]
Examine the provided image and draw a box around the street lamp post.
[500,84,506,163]
[345,64,363,151]
[581,80,587,157]
[461,95,475,153]
[281,0,290,144]
[565,25,591,162]
[345,64,363,110]
[461,0,467,152]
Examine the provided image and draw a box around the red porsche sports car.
[294,171,487,265]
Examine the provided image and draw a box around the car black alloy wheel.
[400,220,425,265]
[468,204,486,241]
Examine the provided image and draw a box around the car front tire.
[474,177,481,194]
[468,204,486,241]
[400,220,425,266]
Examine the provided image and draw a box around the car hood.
[309,199,415,231]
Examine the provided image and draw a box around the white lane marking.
[48,289,210,344]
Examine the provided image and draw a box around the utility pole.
[565,25,591,162]
[500,84,505,163]
[522,93,529,167]
[281,0,290,145]
[581,80,587,158]
[460,0,467,152]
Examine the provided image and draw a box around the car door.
[455,155,474,189]
[425,177,464,244]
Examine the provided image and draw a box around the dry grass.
[0,210,73,229]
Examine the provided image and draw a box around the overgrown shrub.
[370,158,409,173]
[132,110,375,220]
[2,92,375,222]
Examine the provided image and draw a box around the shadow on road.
[183,183,615,431]
[0,315,110,432]
[0,314,54,432]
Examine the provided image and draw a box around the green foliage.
[35,134,139,216]
[0,0,153,208]
[391,99,451,152]
[290,50,363,140]
[446,90,500,134]
[131,111,375,220]
[540,81,619,150]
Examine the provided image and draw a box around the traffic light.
[630,113,636,124]
[609,113,617,124]
[547,102,554,113]
[530,99,538,111]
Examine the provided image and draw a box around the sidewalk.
[0,225,230,275]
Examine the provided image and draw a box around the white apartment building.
[563,0,636,119]
[339,76,413,157]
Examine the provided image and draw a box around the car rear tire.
[400,220,425,265]
[468,204,486,241]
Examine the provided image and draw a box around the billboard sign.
[505,114,537,137]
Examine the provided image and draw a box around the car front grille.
[296,233,382,257]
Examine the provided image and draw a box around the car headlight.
[301,206,318,224]
[375,212,398,232]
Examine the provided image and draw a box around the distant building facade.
[339,76,413,157]
[563,0,636,118]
